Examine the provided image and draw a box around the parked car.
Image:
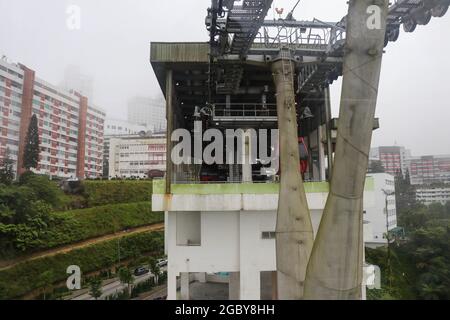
[157,259,168,268]
[134,267,149,276]
[199,164,227,182]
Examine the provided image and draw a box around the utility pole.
[304,0,389,300]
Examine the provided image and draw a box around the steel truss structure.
[206,0,449,96]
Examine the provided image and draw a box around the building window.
[261,231,276,240]
[176,212,201,246]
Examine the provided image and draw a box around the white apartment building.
[416,187,450,205]
[365,173,397,247]
[108,133,166,178]
[105,119,148,136]
[127,97,166,132]
[152,173,397,300]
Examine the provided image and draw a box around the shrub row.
[0,202,163,258]
[82,180,153,207]
[0,231,164,299]
[39,202,163,251]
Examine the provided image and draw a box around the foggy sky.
[0,0,449,156]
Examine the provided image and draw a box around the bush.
[0,202,163,257]
[82,181,153,207]
[0,231,164,299]
[18,172,64,209]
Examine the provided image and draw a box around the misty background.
[0,0,449,156]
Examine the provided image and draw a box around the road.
[72,267,167,300]
[0,223,164,271]
[72,273,152,300]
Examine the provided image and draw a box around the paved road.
[72,273,152,300]
[72,267,167,300]
[0,223,164,271]
[140,285,168,300]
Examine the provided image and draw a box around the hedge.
[38,202,163,251]
[83,181,153,207]
[0,231,164,299]
[0,202,163,259]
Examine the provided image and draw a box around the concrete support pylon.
[180,272,190,300]
[303,0,389,300]
[272,52,314,300]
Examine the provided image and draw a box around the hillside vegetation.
[0,231,164,299]
[0,173,161,259]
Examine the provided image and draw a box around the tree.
[395,169,416,212]
[89,278,103,300]
[118,267,133,297]
[23,114,40,171]
[0,148,15,185]
[37,270,54,300]
[149,257,161,285]
[18,173,63,209]
[368,160,385,173]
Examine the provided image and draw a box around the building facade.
[364,173,397,247]
[108,133,166,179]
[409,155,450,185]
[152,173,396,300]
[127,96,166,132]
[416,187,450,205]
[370,146,411,176]
[0,59,105,179]
[105,118,148,136]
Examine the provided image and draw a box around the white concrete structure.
[105,119,148,136]
[364,173,397,247]
[416,187,450,205]
[127,96,166,132]
[152,173,396,300]
[108,134,166,178]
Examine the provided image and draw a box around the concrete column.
[272,51,314,300]
[362,247,367,300]
[324,86,334,179]
[240,269,260,300]
[318,126,326,181]
[229,272,240,300]
[304,0,389,300]
[180,272,190,300]
[165,69,174,193]
[167,269,177,300]
[242,137,252,182]
[198,272,207,283]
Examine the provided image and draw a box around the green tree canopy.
[23,114,40,171]
[89,277,103,300]
[0,148,15,185]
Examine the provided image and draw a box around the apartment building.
[409,155,450,185]
[416,186,450,205]
[370,146,411,176]
[0,59,105,179]
[108,132,166,179]
[127,96,166,132]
